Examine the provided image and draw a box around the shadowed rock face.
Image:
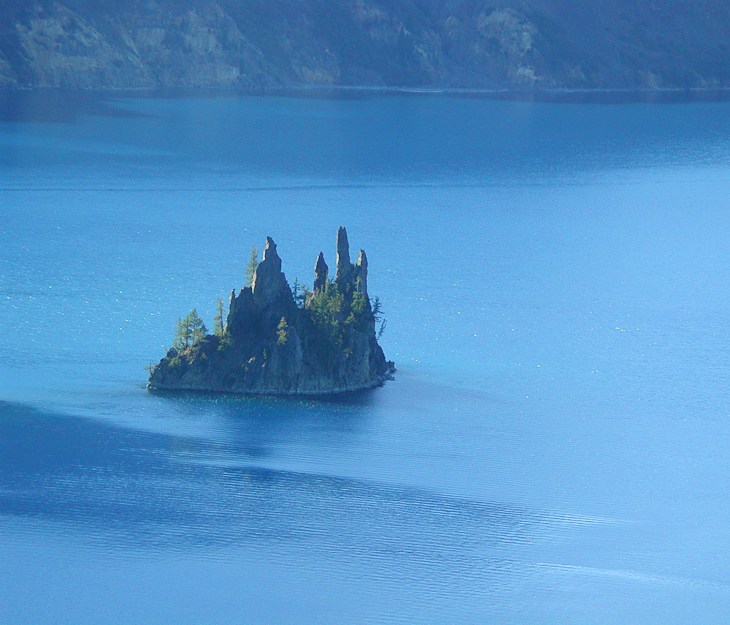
[2,0,730,90]
[148,228,394,395]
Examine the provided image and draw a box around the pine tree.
[213,298,226,336]
[371,296,386,339]
[300,283,311,306]
[173,317,189,350]
[292,277,308,308]
[371,296,382,322]
[188,308,207,344]
[173,309,207,350]
[276,317,289,345]
[245,246,259,287]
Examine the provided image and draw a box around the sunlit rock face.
[148,228,394,395]
[3,0,730,90]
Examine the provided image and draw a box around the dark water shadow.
[0,399,539,560]
[93,85,730,105]
[6,87,730,127]
[0,90,155,123]
[143,386,383,461]
[454,87,730,105]
[146,384,383,408]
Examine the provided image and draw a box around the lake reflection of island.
[148,227,395,395]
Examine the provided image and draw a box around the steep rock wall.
[2,0,730,90]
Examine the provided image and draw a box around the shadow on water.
[0,91,153,123]
[0,400,538,561]
[146,384,383,408]
[143,386,383,458]
[5,87,730,126]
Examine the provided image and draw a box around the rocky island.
[148,228,395,395]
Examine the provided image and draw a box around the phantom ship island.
[148,228,395,395]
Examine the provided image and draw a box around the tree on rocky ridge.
[173,308,207,350]
[213,298,226,336]
[245,246,259,287]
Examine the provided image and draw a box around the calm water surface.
[2,91,730,623]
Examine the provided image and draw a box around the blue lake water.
[3,90,730,623]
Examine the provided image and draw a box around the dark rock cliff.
[148,228,395,395]
[2,0,730,90]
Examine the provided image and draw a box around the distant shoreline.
[4,85,730,104]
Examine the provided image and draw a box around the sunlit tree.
[276,317,289,345]
[173,309,207,349]
[245,246,259,287]
[213,298,226,336]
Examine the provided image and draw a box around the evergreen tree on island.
[245,246,259,288]
[173,309,207,350]
[213,298,226,336]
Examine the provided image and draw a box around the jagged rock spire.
[336,226,352,283]
[252,236,289,307]
[262,236,280,265]
[314,251,328,292]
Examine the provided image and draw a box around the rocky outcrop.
[2,0,730,91]
[313,252,328,292]
[148,228,394,395]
